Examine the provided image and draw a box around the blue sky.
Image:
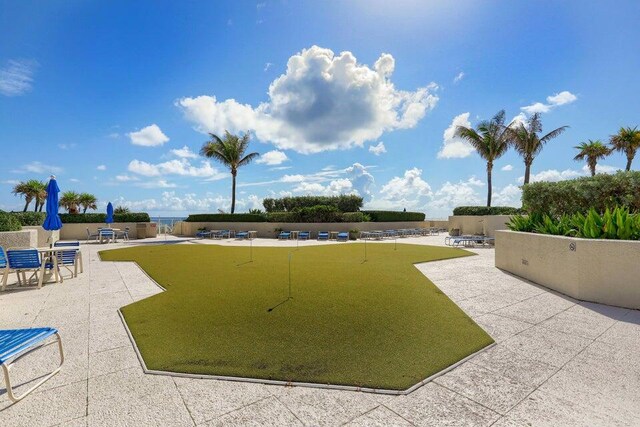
[1,0,639,218]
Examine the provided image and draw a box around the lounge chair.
[298,231,310,240]
[278,231,291,240]
[337,232,349,242]
[86,228,99,243]
[317,231,329,241]
[116,227,130,241]
[99,228,115,243]
[236,231,249,239]
[0,247,8,290]
[3,248,46,291]
[53,241,82,278]
[196,229,212,239]
[0,327,64,402]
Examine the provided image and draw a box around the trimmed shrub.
[342,212,370,222]
[265,212,296,223]
[10,211,47,226]
[0,211,22,232]
[262,195,363,213]
[60,213,151,223]
[522,171,640,216]
[452,206,522,216]
[362,210,425,222]
[185,213,266,223]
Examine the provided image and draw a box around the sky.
[1,0,639,218]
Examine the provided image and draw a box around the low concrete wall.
[23,226,50,247]
[58,222,157,240]
[426,219,449,229]
[177,221,433,238]
[482,215,513,238]
[495,230,640,310]
[0,229,37,249]
[447,215,513,237]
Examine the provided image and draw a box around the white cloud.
[0,59,37,96]
[453,71,465,83]
[368,141,387,156]
[264,62,272,72]
[427,178,484,213]
[1,180,20,185]
[269,166,292,171]
[128,159,226,180]
[521,90,577,114]
[501,164,513,171]
[135,180,177,189]
[115,174,139,182]
[492,184,522,207]
[345,163,375,202]
[108,132,120,139]
[128,124,170,147]
[380,168,432,205]
[58,143,76,150]
[583,164,619,174]
[170,146,198,159]
[13,161,63,174]
[519,168,582,183]
[178,45,438,154]
[437,112,474,159]
[69,178,80,183]
[111,191,261,213]
[97,165,107,171]
[256,150,288,165]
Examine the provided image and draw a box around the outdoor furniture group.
[86,227,129,243]
[444,234,495,248]
[195,229,258,240]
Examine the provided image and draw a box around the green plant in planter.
[349,229,359,240]
[0,211,22,232]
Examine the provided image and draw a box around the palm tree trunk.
[83,206,88,214]
[589,160,596,177]
[23,199,30,212]
[34,202,39,212]
[486,161,493,207]
[523,161,532,185]
[231,171,237,214]
[626,155,633,171]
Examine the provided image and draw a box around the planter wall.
[176,221,433,238]
[0,229,37,249]
[58,222,158,240]
[495,230,640,310]
[447,215,513,237]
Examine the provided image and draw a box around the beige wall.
[426,219,449,229]
[482,215,513,238]
[0,229,37,249]
[176,221,434,238]
[58,222,157,240]
[495,230,640,310]
[447,215,513,237]
[23,226,50,247]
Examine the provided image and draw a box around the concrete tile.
[456,292,523,317]
[434,362,534,415]
[174,378,272,425]
[596,320,640,347]
[540,309,616,340]
[0,380,87,427]
[88,367,175,408]
[469,345,557,387]
[206,396,302,427]
[501,326,591,368]
[385,382,500,426]
[272,385,379,426]
[344,405,412,426]
[494,292,576,324]
[89,345,140,378]
[473,313,533,343]
[89,321,131,354]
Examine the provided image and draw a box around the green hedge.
[60,213,151,223]
[262,195,363,213]
[0,211,22,232]
[9,212,47,226]
[361,210,425,222]
[522,171,640,216]
[185,214,267,223]
[452,206,522,216]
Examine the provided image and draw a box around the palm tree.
[114,206,130,214]
[455,110,512,207]
[78,193,98,213]
[508,113,569,184]
[609,126,640,171]
[59,191,81,214]
[12,181,34,212]
[574,140,612,176]
[32,180,47,212]
[200,131,260,213]
[12,180,46,212]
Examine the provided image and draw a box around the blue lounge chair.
[236,231,249,239]
[0,327,64,402]
[278,231,291,240]
[196,230,211,239]
[0,247,8,291]
[99,228,116,243]
[298,231,310,240]
[53,241,82,278]
[3,248,46,290]
[337,232,349,242]
[317,231,329,241]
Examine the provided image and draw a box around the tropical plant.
[32,180,47,212]
[609,126,640,171]
[114,205,130,214]
[12,179,46,212]
[455,110,512,206]
[59,191,80,214]
[200,131,260,214]
[78,193,98,214]
[574,140,612,176]
[507,113,569,184]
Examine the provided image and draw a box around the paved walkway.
[1,236,638,426]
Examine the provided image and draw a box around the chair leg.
[1,333,64,403]
[37,264,45,289]
[1,268,8,291]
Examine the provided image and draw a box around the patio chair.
[53,241,82,278]
[195,230,211,239]
[236,231,249,239]
[0,327,64,403]
[3,248,46,291]
[116,227,130,242]
[298,231,311,240]
[278,231,291,240]
[317,231,329,241]
[99,228,115,243]
[337,232,349,242]
[86,228,99,243]
[0,247,8,291]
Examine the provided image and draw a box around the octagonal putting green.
[100,243,493,391]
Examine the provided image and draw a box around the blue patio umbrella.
[42,176,63,232]
[106,202,114,226]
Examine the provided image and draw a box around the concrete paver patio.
[1,235,638,426]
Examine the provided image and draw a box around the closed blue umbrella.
[106,202,114,226]
[42,176,62,232]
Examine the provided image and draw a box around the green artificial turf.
[100,243,493,390]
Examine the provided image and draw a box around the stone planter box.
[495,230,640,309]
[58,223,157,240]
[0,229,37,249]
[447,215,513,237]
